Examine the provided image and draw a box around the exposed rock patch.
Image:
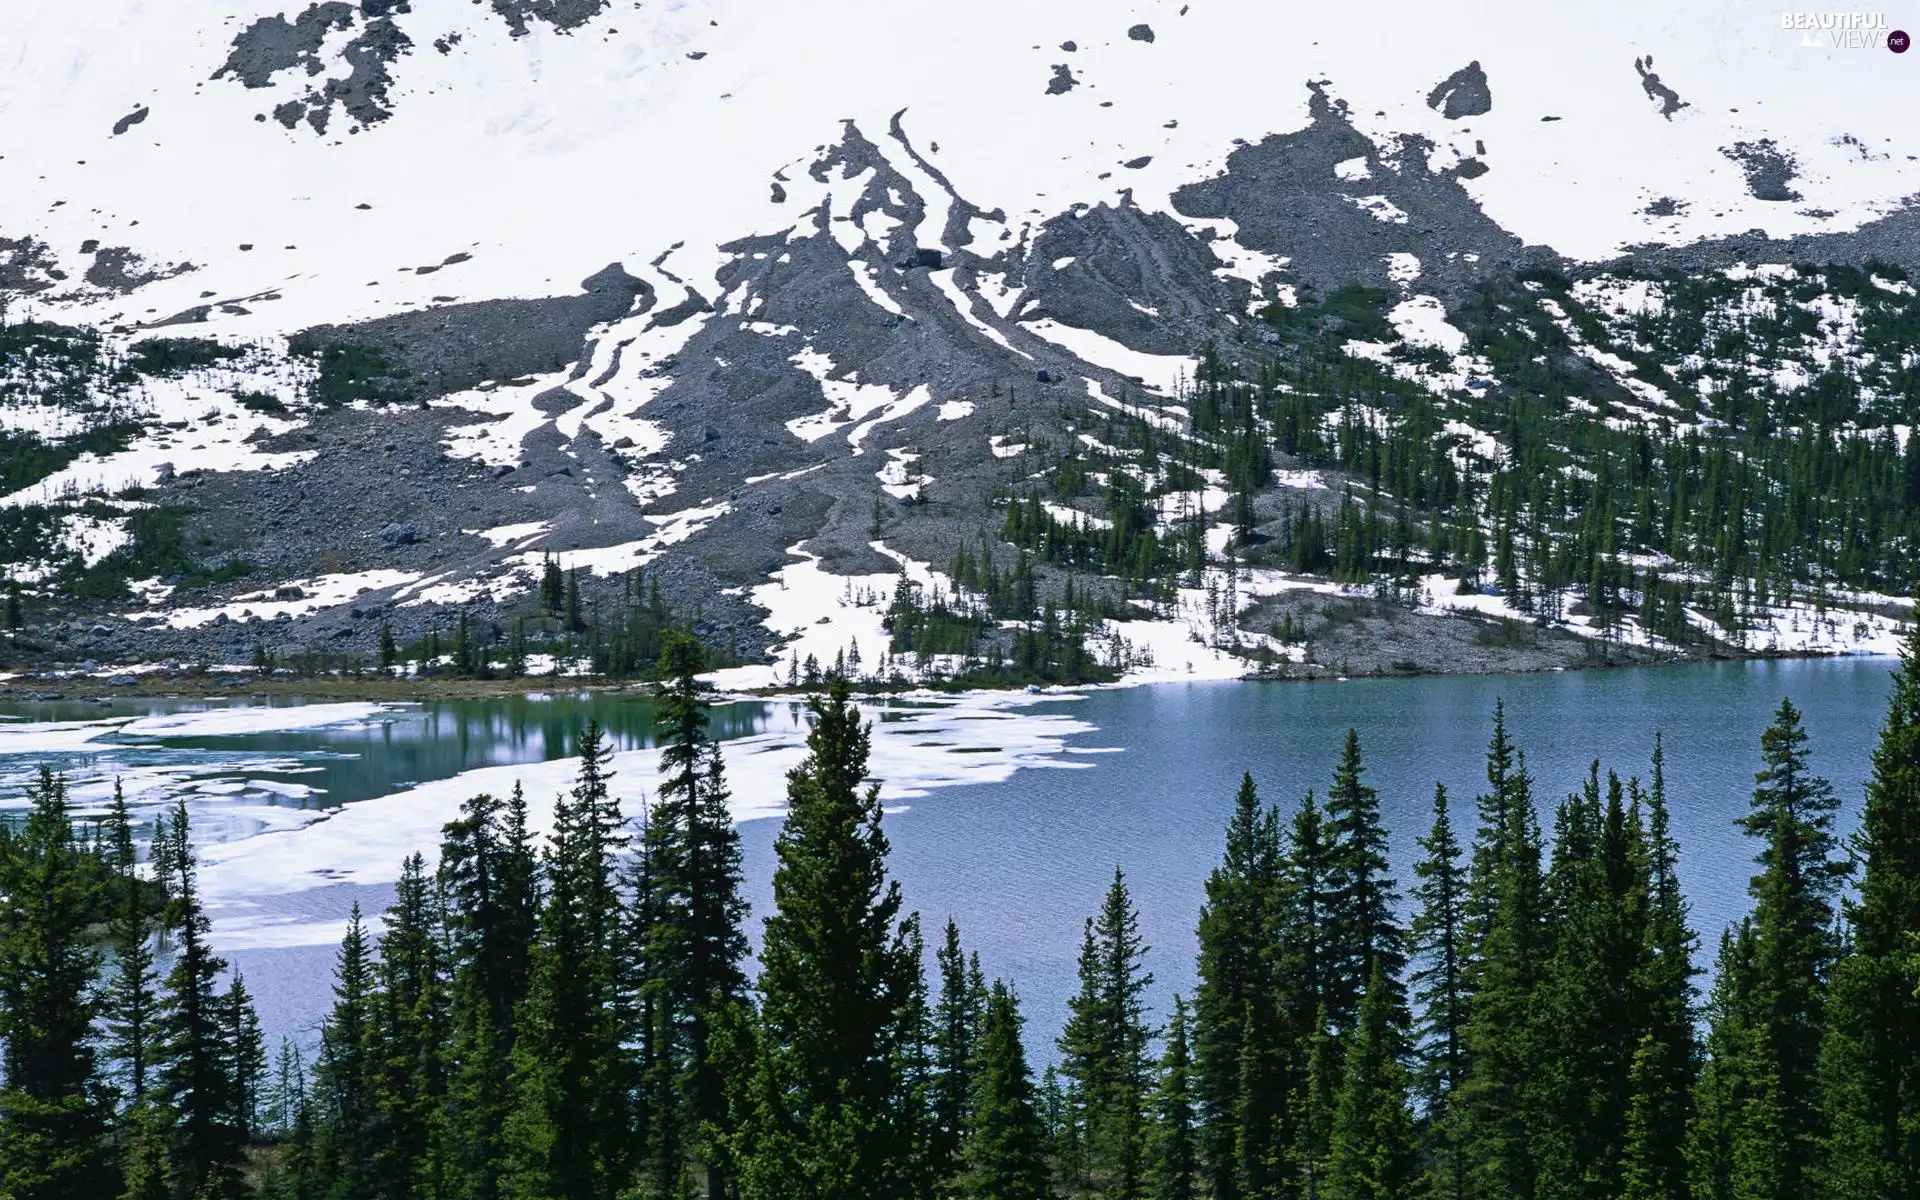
[1426,61,1491,119]
[1635,56,1686,119]
[290,263,649,400]
[1174,82,1547,298]
[1723,139,1802,202]
[1047,64,1078,94]
[216,3,411,133]
[490,0,608,38]
[112,106,150,136]
[82,247,195,294]
[0,234,61,295]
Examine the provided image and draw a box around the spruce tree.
[314,904,377,1199]
[1193,773,1281,1200]
[1626,740,1697,1200]
[1289,1006,1339,1199]
[503,722,631,1200]
[962,982,1050,1200]
[933,918,989,1188]
[1408,783,1466,1200]
[1323,729,1404,1030]
[0,767,113,1200]
[152,798,247,1200]
[439,786,539,1200]
[1151,996,1200,1200]
[731,678,927,1199]
[1059,868,1155,1198]
[1818,624,1920,1195]
[369,854,447,1199]
[1326,964,1423,1200]
[1464,702,1518,957]
[649,632,751,1196]
[1728,698,1846,1200]
[104,778,160,1114]
[1457,749,1546,1200]
[219,973,266,1143]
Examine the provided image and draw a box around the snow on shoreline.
[189,690,1104,948]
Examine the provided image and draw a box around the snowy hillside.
[3,0,1918,684]
[6,0,1920,336]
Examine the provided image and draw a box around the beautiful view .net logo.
[1779,11,1910,50]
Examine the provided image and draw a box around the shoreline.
[0,643,1899,707]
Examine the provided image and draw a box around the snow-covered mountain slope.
[5,1,1919,683]
[5,0,1919,338]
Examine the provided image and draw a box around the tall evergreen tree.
[219,973,266,1144]
[1408,783,1467,1200]
[1327,964,1424,1200]
[503,722,632,1200]
[1059,868,1156,1198]
[1323,730,1404,1030]
[961,982,1050,1200]
[1152,996,1200,1200]
[1457,748,1546,1200]
[1626,739,1697,1200]
[1463,702,1519,958]
[314,903,377,1199]
[1819,624,1920,1195]
[731,678,927,1200]
[152,798,247,1200]
[439,785,539,1200]
[0,767,113,1200]
[103,778,160,1114]
[1193,773,1281,1200]
[1722,699,1846,1200]
[369,854,447,1199]
[933,918,989,1188]
[648,632,751,1196]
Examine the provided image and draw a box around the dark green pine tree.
[369,853,447,1199]
[0,767,113,1200]
[103,778,160,1114]
[439,785,540,1200]
[1625,738,1698,1200]
[1819,624,1920,1196]
[1532,766,1651,1198]
[504,721,631,1200]
[1408,783,1467,1200]
[629,800,683,1199]
[648,631,752,1197]
[1192,772,1281,1200]
[1463,702,1519,958]
[933,918,989,1188]
[1288,1005,1339,1199]
[961,981,1050,1200]
[152,798,248,1200]
[314,904,377,1199]
[1059,868,1156,1199]
[1718,698,1847,1200]
[1322,730,1405,1031]
[1689,927,1752,1200]
[219,973,266,1144]
[731,678,927,1200]
[1326,964,1424,1200]
[1151,995,1200,1200]
[1456,747,1547,1200]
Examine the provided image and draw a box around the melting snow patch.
[1347,195,1410,224]
[155,570,422,629]
[938,400,976,421]
[1028,320,1197,396]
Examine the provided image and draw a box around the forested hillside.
[4,627,1916,1199]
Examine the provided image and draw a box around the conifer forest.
[2,626,1916,1200]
